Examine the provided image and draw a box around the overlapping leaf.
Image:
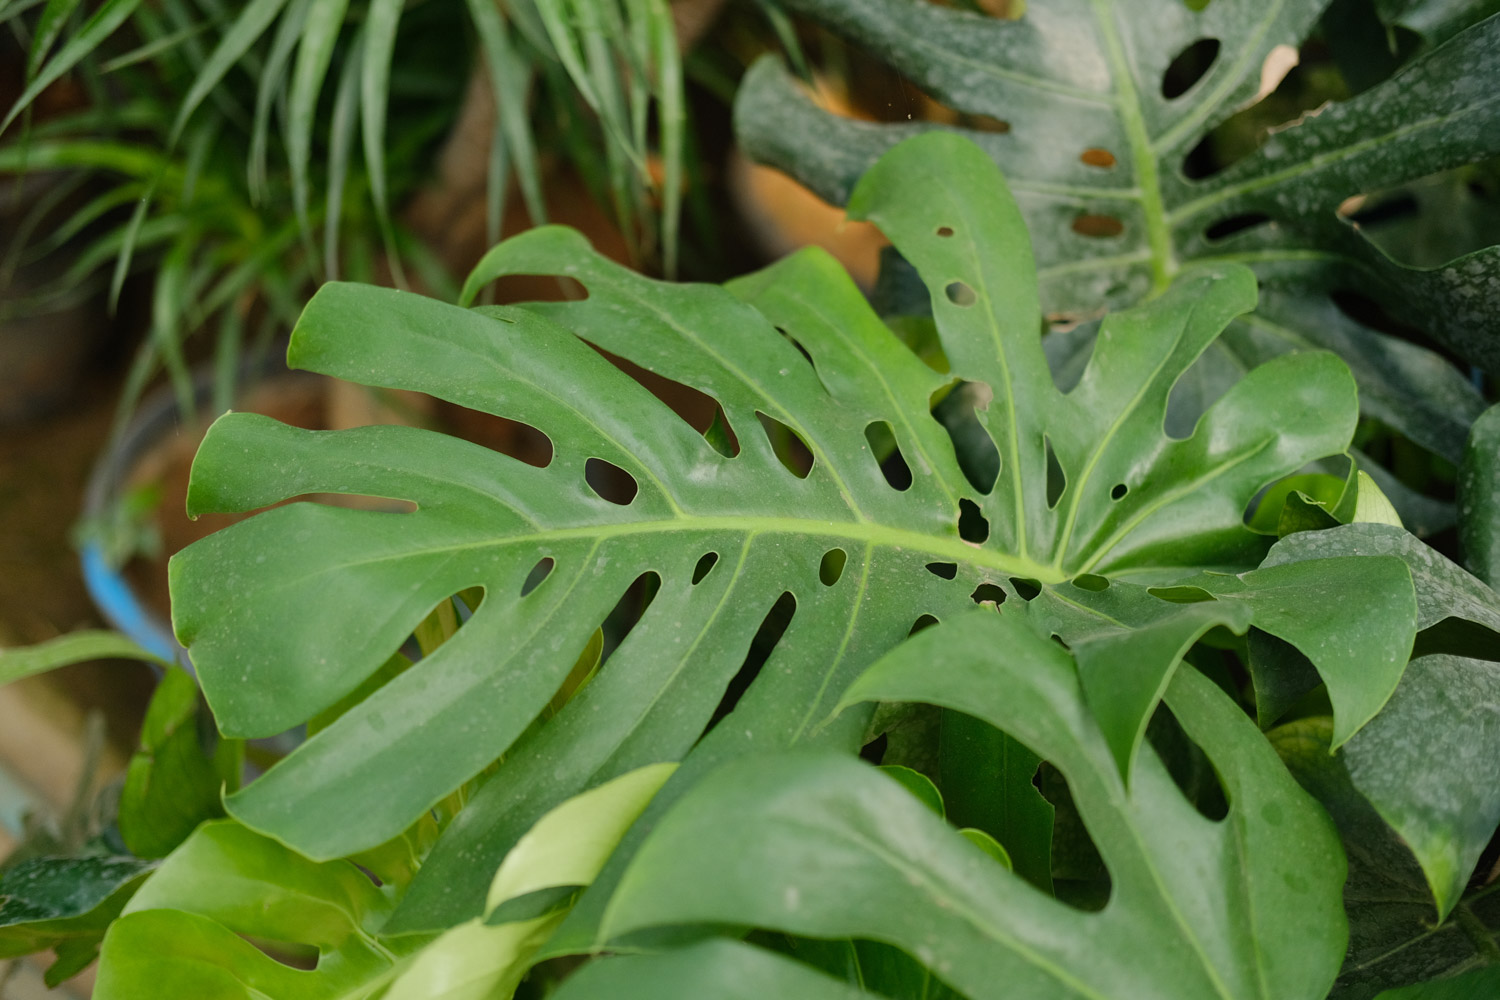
[575,611,1347,1000]
[92,764,673,1000]
[736,0,1494,465]
[174,132,1366,934]
[1256,523,1500,917]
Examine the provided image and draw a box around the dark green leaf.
[939,709,1053,891]
[0,855,156,977]
[118,668,241,859]
[1262,523,1500,916]
[1459,403,1500,588]
[735,0,1495,461]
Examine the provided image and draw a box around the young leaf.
[553,939,882,1000]
[736,0,1494,463]
[172,133,1359,927]
[594,612,1348,999]
[118,668,242,859]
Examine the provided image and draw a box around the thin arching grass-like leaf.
[168,0,289,147]
[465,0,546,227]
[323,25,362,282]
[285,0,349,253]
[25,0,86,79]
[1,0,143,136]
[248,0,309,201]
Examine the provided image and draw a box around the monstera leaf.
[92,764,673,1000]
[173,132,1394,936]
[565,611,1348,1000]
[735,0,1493,468]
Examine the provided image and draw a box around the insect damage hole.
[925,562,958,580]
[1111,482,1129,500]
[585,458,639,505]
[909,613,940,636]
[971,583,1007,606]
[1161,38,1221,99]
[865,421,913,491]
[756,412,814,478]
[1009,577,1042,601]
[819,548,848,586]
[959,498,990,544]
[701,592,797,739]
[945,281,978,307]
[691,552,719,585]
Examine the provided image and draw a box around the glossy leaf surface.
[1260,523,1500,917]
[173,133,1361,930]
[736,0,1493,464]
[594,611,1347,999]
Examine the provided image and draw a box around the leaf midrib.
[249,514,1066,594]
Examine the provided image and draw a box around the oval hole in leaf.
[598,571,661,665]
[935,225,955,237]
[945,280,978,306]
[1111,482,1129,501]
[701,591,797,739]
[1072,573,1109,592]
[925,561,958,580]
[1203,212,1272,243]
[585,458,639,505]
[865,420,913,491]
[1045,435,1066,509]
[909,613,940,636]
[932,380,1000,494]
[520,557,555,597]
[691,552,719,585]
[1072,214,1125,238]
[1161,37,1220,99]
[1079,148,1116,168]
[819,548,847,586]
[1008,577,1042,601]
[756,412,814,478]
[971,583,1007,606]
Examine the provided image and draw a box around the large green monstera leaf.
[736,0,1494,472]
[561,611,1348,1000]
[173,133,1403,935]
